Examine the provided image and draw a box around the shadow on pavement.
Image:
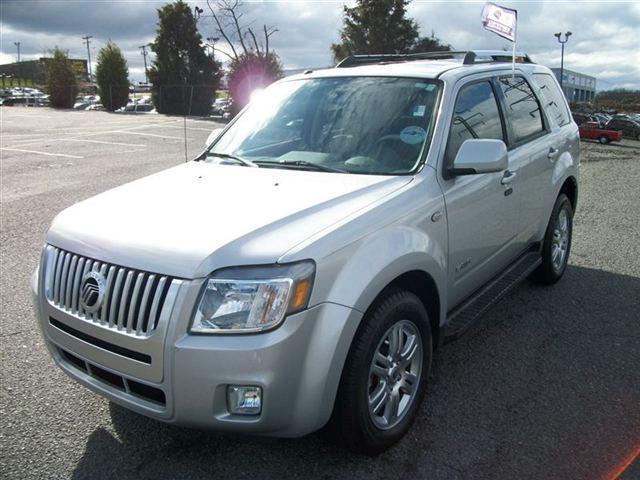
[71,265,640,480]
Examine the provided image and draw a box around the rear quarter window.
[532,73,571,127]
[497,76,545,144]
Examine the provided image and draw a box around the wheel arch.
[559,175,578,212]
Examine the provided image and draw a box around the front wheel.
[327,289,432,455]
[531,193,573,284]
[599,135,609,144]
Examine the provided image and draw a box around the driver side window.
[445,81,504,168]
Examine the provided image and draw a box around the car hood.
[47,162,412,278]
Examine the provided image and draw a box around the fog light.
[227,385,262,415]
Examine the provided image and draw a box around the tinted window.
[445,81,504,166]
[498,76,545,143]
[532,73,570,126]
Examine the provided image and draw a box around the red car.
[579,121,623,144]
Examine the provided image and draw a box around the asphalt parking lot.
[1,107,639,479]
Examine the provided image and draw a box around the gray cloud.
[2,0,638,89]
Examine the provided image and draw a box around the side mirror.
[451,139,508,175]
[205,127,224,148]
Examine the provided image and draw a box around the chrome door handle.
[547,147,559,159]
[501,170,517,185]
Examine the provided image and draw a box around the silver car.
[32,50,579,454]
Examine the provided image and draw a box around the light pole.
[554,31,572,92]
[206,37,220,62]
[14,42,21,62]
[82,35,93,82]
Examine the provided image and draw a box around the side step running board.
[443,251,542,343]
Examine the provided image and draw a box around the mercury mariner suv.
[32,50,579,454]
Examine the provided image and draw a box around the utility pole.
[139,44,151,84]
[82,35,93,82]
[206,37,220,62]
[554,31,572,93]
[14,42,21,62]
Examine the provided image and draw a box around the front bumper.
[34,264,362,437]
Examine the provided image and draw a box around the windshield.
[209,76,440,175]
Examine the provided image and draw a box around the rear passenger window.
[532,73,570,126]
[498,76,545,143]
[445,81,504,166]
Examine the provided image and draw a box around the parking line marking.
[0,147,84,159]
[65,139,147,147]
[113,130,183,140]
[152,125,213,132]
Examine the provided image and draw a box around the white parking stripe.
[113,130,183,140]
[65,139,147,147]
[1,147,83,159]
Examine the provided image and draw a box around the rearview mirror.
[451,139,508,175]
[205,128,224,148]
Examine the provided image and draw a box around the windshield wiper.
[256,159,346,173]
[202,151,258,168]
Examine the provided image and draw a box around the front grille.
[46,246,174,336]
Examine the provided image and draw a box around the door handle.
[547,147,559,159]
[501,170,517,185]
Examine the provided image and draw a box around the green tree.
[149,1,219,115]
[45,48,78,108]
[228,52,283,115]
[331,0,419,61]
[331,0,451,62]
[95,42,130,112]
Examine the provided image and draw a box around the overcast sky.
[1,0,639,90]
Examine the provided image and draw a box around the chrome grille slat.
[147,276,167,333]
[44,247,175,337]
[126,273,145,333]
[109,268,125,328]
[136,274,155,335]
[53,250,65,304]
[71,257,85,314]
[117,271,134,330]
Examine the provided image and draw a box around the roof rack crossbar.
[335,50,533,68]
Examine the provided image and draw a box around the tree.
[227,52,283,114]
[45,47,78,108]
[206,0,283,113]
[331,0,450,62]
[95,42,129,112]
[149,1,219,116]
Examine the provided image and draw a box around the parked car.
[571,112,595,126]
[32,50,579,455]
[606,117,640,140]
[116,103,156,114]
[579,121,623,144]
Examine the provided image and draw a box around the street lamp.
[554,31,572,91]
[14,42,21,62]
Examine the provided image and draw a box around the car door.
[439,77,521,307]
[496,74,556,246]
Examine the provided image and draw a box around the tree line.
[45,0,450,114]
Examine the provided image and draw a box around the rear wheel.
[531,193,573,285]
[599,135,609,144]
[327,289,432,455]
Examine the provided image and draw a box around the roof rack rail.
[335,50,534,68]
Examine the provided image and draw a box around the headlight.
[190,261,315,334]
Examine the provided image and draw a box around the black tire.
[531,193,573,285]
[327,288,432,455]
[599,135,609,144]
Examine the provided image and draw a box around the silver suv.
[32,51,579,454]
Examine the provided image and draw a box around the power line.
[82,35,93,83]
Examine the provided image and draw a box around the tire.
[327,288,432,455]
[530,193,573,285]
[599,135,609,144]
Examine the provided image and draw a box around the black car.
[605,117,640,140]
